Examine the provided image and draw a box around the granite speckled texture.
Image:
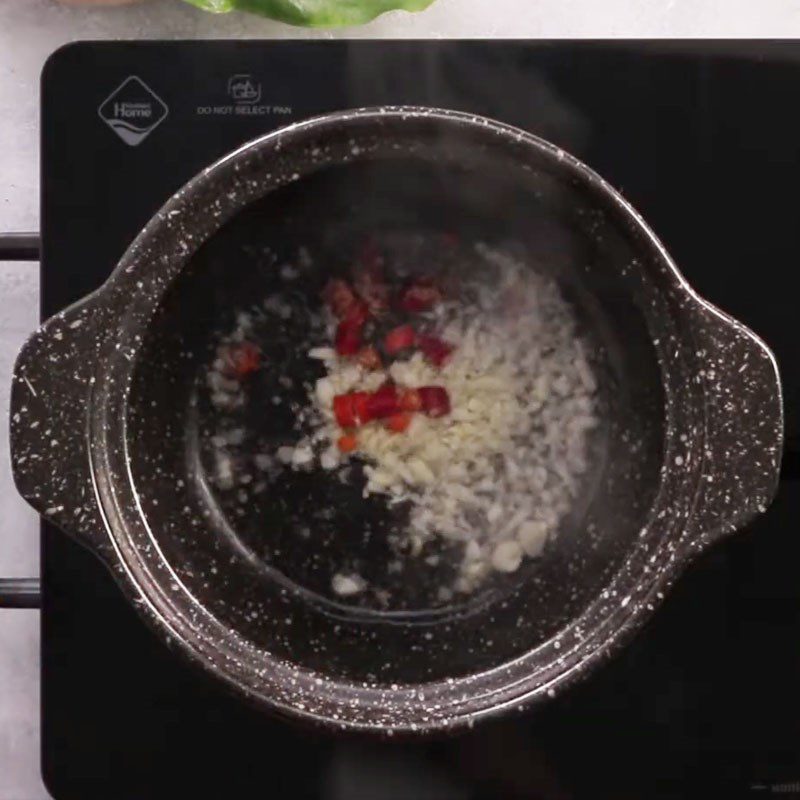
[9,109,782,733]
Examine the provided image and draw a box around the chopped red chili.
[364,383,401,420]
[399,388,423,412]
[385,412,412,433]
[418,335,454,368]
[398,279,442,313]
[333,392,370,428]
[352,392,371,426]
[357,345,383,371]
[354,244,389,314]
[335,319,361,355]
[323,279,360,319]
[334,385,405,427]
[418,386,451,418]
[220,341,261,378]
[337,434,358,453]
[334,301,369,356]
[384,324,417,355]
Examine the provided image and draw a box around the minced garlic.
[295,245,600,593]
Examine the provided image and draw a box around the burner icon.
[227,74,262,105]
[98,76,168,147]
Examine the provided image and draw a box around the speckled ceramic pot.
[9,108,783,733]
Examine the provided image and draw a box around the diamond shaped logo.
[98,76,168,147]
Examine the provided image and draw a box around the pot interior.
[125,141,666,685]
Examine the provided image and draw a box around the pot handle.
[686,297,783,546]
[9,298,113,562]
[1,233,43,608]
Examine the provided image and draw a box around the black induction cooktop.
[41,41,799,800]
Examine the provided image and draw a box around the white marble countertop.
[2,1,800,796]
